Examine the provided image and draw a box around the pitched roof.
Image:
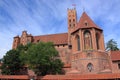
[72,12,102,33]
[78,12,102,29]
[111,51,120,61]
[33,33,68,45]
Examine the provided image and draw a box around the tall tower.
[12,36,20,49]
[67,8,77,47]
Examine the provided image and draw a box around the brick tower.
[67,8,77,47]
[67,10,111,74]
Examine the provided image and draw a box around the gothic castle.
[12,8,120,74]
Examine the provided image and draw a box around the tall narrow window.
[84,30,92,50]
[96,33,99,49]
[76,35,80,51]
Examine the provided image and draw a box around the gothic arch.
[75,35,80,51]
[84,30,92,50]
[96,33,100,50]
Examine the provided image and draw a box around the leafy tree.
[27,42,63,76]
[17,44,32,66]
[1,50,22,75]
[106,39,119,51]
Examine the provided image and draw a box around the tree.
[106,39,119,51]
[27,42,63,76]
[17,44,32,66]
[1,50,22,75]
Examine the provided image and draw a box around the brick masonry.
[12,8,120,75]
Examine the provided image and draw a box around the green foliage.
[1,42,63,76]
[1,50,21,75]
[27,42,63,76]
[106,39,119,51]
[17,44,32,65]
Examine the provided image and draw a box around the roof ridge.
[34,32,68,37]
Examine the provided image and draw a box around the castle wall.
[111,61,120,73]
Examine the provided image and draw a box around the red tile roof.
[33,33,68,45]
[111,51,120,61]
[43,73,120,79]
[72,12,102,33]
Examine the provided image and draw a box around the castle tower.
[12,36,20,49]
[67,8,77,47]
[68,11,111,74]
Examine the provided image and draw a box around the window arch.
[87,63,93,72]
[76,35,80,51]
[84,30,92,50]
[96,33,100,50]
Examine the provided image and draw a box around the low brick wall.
[0,73,120,80]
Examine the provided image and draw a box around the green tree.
[106,39,119,51]
[17,44,32,66]
[1,50,22,75]
[27,42,63,76]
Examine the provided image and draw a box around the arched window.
[76,35,80,51]
[87,63,93,72]
[84,30,92,50]
[96,33,99,50]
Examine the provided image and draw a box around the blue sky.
[0,0,120,58]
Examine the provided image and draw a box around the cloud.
[0,0,120,58]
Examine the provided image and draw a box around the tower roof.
[72,12,102,33]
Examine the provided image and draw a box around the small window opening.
[69,19,71,22]
[73,24,75,27]
[85,22,88,26]
[37,40,39,42]
[118,63,120,69]
[69,45,72,49]
[73,19,75,22]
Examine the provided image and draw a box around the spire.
[77,12,102,30]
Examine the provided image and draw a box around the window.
[84,30,92,50]
[87,63,93,72]
[69,19,71,23]
[76,35,80,51]
[73,19,75,22]
[96,33,99,49]
[85,22,88,26]
[69,24,71,27]
[73,24,75,27]
[68,45,72,49]
[37,40,39,42]
[118,63,120,69]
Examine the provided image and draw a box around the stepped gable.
[111,51,120,61]
[33,33,68,45]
